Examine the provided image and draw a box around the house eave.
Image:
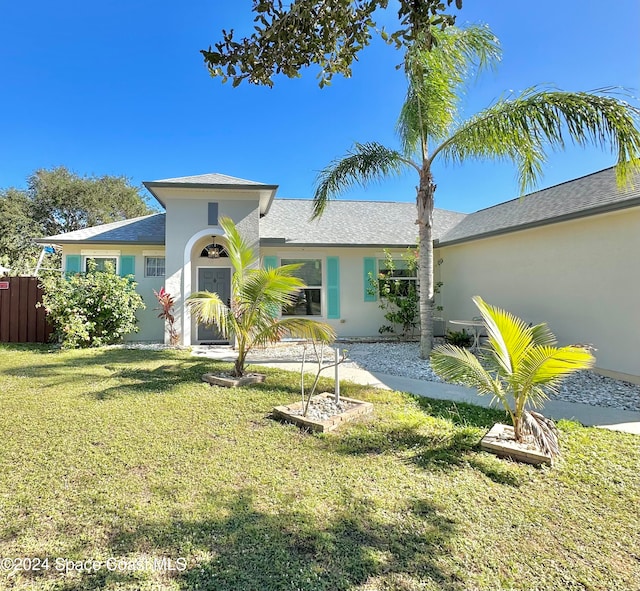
[34,239,166,246]
[437,196,640,248]
[259,239,418,249]
[144,181,278,214]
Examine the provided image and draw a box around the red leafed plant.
[154,287,180,346]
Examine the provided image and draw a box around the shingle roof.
[37,167,639,248]
[149,173,268,186]
[36,213,166,245]
[260,199,467,247]
[439,167,640,245]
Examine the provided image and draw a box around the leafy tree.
[0,167,153,274]
[202,0,462,87]
[187,217,335,377]
[40,260,145,348]
[431,296,595,458]
[0,188,42,274]
[312,25,640,357]
[28,166,154,237]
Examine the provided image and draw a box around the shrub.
[40,260,145,348]
[445,329,474,347]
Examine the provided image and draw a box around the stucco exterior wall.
[260,246,440,338]
[438,207,640,377]
[62,245,165,342]
[162,189,261,344]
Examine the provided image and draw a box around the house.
[38,167,640,381]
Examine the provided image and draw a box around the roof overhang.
[437,196,640,248]
[144,181,278,215]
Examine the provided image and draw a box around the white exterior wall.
[62,245,165,342]
[162,188,261,345]
[438,207,640,378]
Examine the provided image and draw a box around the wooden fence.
[0,277,52,343]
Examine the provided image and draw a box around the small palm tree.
[312,24,640,359]
[187,217,336,377]
[430,296,595,457]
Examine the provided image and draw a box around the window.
[85,257,117,273]
[281,258,322,316]
[145,256,165,277]
[378,258,417,297]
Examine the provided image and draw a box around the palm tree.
[312,24,640,358]
[187,217,335,377]
[430,296,595,457]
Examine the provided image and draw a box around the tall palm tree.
[312,24,640,358]
[187,217,335,377]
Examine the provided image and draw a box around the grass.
[0,344,638,591]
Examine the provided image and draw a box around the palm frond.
[186,290,232,339]
[521,410,561,458]
[239,266,306,310]
[252,317,336,348]
[399,24,501,153]
[435,88,640,192]
[518,344,595,398]
[220,216,257,275]
[472,296,533,376]
[312,142,415,219]
[431,343,503,399]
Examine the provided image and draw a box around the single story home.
[38,167,640,381]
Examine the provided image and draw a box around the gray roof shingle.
[439,167,640,245]
[148,173,269,186]
[259,200,467,247]
[37,213,166,245]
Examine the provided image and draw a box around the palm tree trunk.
[417,165,436,359]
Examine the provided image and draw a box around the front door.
[197,267,231,343]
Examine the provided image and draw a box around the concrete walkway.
[192,347,640,435]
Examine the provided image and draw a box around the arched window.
[200,241,229,259]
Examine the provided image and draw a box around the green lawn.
[0,345,638,591]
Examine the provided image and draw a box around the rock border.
[273,393,373,433]
[480,423,552,466]
[202,372,266,388]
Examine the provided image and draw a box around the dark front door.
[197,267,231,343]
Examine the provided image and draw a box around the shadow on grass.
[0,346,223,398]
[322,393,528,487]
[48,489,462,591]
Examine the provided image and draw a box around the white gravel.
[249,341,640,412]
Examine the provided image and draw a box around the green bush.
[445,329,474,347]
[40,261,145,348]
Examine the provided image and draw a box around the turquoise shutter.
[326,256,340,319]
[66,254,82,275]
[119,255,136,278]
[263,256,279,318]
[263,256,278,270]
[363,257,377,301]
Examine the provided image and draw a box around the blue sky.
[1,0,638,213]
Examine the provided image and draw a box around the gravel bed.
[250,341,640,412]
[291,397,356,421]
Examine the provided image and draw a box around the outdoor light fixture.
[206,238,221,259]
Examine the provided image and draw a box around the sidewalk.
[249,359,640,435]
[191,347,640,435]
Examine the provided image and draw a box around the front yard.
[0,345,638,591]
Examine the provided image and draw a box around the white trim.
[278,255,325,319]
[144,255,166,278]
[81,249,121,256]
[143,249,165,257]
[181,227,226,346]
[82,255,119,274]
